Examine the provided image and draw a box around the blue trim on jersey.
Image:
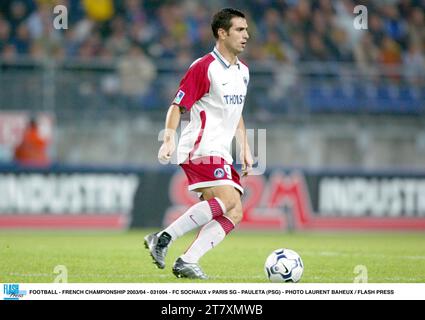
[212,48,241,69]
[212,50,229,68]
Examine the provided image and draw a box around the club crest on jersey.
[243,76,248,86]
[174,90,185,104]
[214,168,225,178]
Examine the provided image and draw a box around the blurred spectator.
[269,63,298,110]
[82,0,114,22]
[258,8,287,42]
[263,30,291,62]
[306,33,329,62]
[26,2,51,40]
[354,33,380,79]
[403,43,425,84]
[8,0,28,35]
[407,7,425,48]
[0,0,423,68]
[2,43,17,61]
[0,18,11,53]
[380,36,403,81]
[334,0,364,49]
[295,0,312,33]
[382,3,408,46]
[328,28,353,62]
[11,22,30,54]
[191,24,213,58]
[105,16,131,56]
[13,118,50,167]
[0,0,423,119]
[118,45,157,109]
[123,0,147,24]
[289,32,308,62]
[380,36,402,66]
[184,2,209,45]
[368,14,387,47]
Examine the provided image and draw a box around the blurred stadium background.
[0,0,425,283]
[0,0,424,167]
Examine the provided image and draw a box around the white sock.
[181,216,235,263]
[160,197,225,241]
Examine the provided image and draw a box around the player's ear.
[218,28,227,40]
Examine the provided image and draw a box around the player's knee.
[218,195,237,212]
[210,186,241,213]
[214,190,239,212]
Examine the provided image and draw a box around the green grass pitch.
[1,230,424,283]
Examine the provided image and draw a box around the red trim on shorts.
[180,156,243,194]
[188,110,206,160]
[215,215,235,234]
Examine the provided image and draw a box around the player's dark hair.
[211,8,245,39]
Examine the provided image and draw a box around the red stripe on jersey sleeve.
[188,110,206,159]
[173,54,214,111]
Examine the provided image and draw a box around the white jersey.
[173,47,250,164]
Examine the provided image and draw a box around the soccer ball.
[264,248,304,283]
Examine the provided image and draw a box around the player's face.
[224,17,249,55]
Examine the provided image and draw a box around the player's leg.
[144,186,233,269]
[161,187,232,240]
[181,186,242,263]
[173,186,243,279]
[201,185,244,225]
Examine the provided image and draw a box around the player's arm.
[158,104,183,164]
[158,57,209,164]
[235,116,253,176]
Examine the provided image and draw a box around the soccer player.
[144,8,252,279]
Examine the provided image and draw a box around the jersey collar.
[212,47,240,69]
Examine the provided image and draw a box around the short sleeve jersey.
[173,47,250,164]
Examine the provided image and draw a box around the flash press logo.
[3,284,27,300]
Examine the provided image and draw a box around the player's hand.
[158,140,175,164]
[240,145,253,177]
